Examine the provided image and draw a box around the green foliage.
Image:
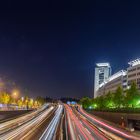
[80,82,140,112]
[35,96,46,106]
[114,87,124,108]
[104,91,115,108]
[125,82,140,108]
[0,92,46,109]
[79,97,92,109]
[0,92,10,104]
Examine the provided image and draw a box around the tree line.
[80,82,140,112]
[0,92,46,109]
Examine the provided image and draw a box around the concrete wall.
[0,110,32,122]
[89,111,140,128]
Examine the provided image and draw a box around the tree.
[79,97,92,109]
[104,91,115,108]
[24,96,29,109]
[34,100,39,108]
[114,87,124,108]
[17,99,23,108]
[91,96,106,110]
[9,96,15,104]
[36,96,45,106]
[28,98,34,108]
[0,92,10,104]
[98,96,106,109]
[125,82,140,108]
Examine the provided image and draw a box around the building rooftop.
[96,63,110,67]
[128,58,140,67]
[108,70,127,82]
[99,70,127,88]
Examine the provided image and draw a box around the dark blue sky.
[0,0,140,98]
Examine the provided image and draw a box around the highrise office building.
[94,63,111,98]
[127,58,140,89]
[94,58,140,98]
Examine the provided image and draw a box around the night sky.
[0,0,140,98]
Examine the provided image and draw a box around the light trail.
[0,106,54,140]
[72,107,111,140]
[0,103,49,134]
[65,105,77,140]
[72,105,111,140]
[78,106,140,140]
[39,104,63,140]
[65,104,96,140]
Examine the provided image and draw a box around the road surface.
[78,106,140,140]
[0,103,140,140]
[0,104,55,140]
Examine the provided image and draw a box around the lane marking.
[85,127,91,135]
[78,134,82,140]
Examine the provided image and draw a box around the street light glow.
[12,89,20,99]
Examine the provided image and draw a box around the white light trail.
[0,105,53,140]
[39,105,63,140]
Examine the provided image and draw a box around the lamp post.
[12,89,19,104]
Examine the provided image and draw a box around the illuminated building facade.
[94,63,111,98]
[95,58,140,97]
[97,70,127,96]
[127,58,140,89]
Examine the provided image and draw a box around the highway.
[0,104,55,140]
[0,104,50,135]
[65,104,110,140]
[0,103,139,140]
[78,106,140,140]
[0,104,64,140]
[64,104,140,140]
[39,104,63,140]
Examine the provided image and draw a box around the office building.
[95,58,140,97]
[94,63,111,98]
[97,70,127,96]
[127,58,140,89]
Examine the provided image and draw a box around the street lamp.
[12,89,19,103]
[13,92,18,99]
